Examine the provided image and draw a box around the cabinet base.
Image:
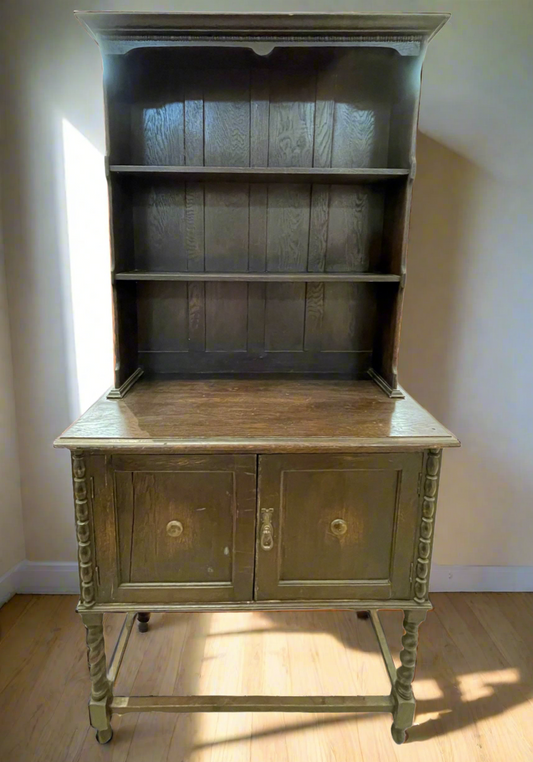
[81,604,428,746]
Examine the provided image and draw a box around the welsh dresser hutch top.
[56,11,456,450]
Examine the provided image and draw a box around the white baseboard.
[430,565,533,592]
[14,561,79,596]
[2,562,533,603]
[0,561,26,605]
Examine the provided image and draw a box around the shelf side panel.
[103,56,139,388]
[373,55,425,391]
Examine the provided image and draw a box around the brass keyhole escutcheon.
[166,520,183,538]
[330,518,347,536]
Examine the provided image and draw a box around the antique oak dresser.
[55,11,458,747]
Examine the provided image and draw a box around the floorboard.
[0,594,532,762]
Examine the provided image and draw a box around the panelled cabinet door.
[91,454,256,604]
[254,453,423,601]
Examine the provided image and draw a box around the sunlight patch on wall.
[62,118,113,413]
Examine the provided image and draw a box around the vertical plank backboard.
[137,282,188,352]
[205,282,248,351]
[204,68,250,167]
[132,182,186,271]
[264,283,306,351]
[266,184,311,272]
[103,44,427,383]
[268,69,315,167]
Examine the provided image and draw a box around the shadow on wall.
[400,132,472,419]
[401,133,533,568]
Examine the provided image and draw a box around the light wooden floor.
[1,594,533,761]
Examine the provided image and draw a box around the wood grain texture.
[3,592,533,762]
[268,69,315,167]
[187,281,206,352]
[205,282,248,352]
[264,283,306,351]
[204,69,250,167]
[307,185,329,272]
[104,55,131,166]
[131,95,184,166]
[111,166,410,182]
[325,186,384,272]
[112,282,139,389]
[112,694,393,713]
[126,471,232,582]
[132,181,186,271]
[255,453,421,601]
[248,184,268,271]
[137,350,372,377]
[330,52,392,169]
[128,53,185,165]
[266,184,311,272]
[91,454,257,604]
[116,272,401,283]
[137,282,188,352]
[304,282,325,351]
[204,184,249,272]
[119,170,401,378]
[103,43,425,390]
[55,378,459,451]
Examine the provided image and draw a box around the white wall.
[0,199,26,582]
[0,0,531,579]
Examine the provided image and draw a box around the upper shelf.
[114,272,402,283]
[109,166,410,185]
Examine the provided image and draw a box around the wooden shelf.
[109,165,410,184]
[114,272,402,283]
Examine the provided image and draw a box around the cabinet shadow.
[109,593,533,754]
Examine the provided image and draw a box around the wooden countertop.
[54,378,459,453]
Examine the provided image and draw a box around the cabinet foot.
[391,608,427,743]
[80,612,113,743]
[137,612,151,633]
[391,724,407,745]
[96,728,113,745]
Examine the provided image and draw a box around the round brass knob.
[166,520,183,538]
[330,518,347,536]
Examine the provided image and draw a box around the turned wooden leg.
[80,611,113,744]
[391,609,427,744]
[137,612,151,633]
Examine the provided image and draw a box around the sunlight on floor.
[62,118,113,413]
[458,667,521,701]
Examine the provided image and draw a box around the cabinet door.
[92,454,256,604]
[255,453,422,601]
